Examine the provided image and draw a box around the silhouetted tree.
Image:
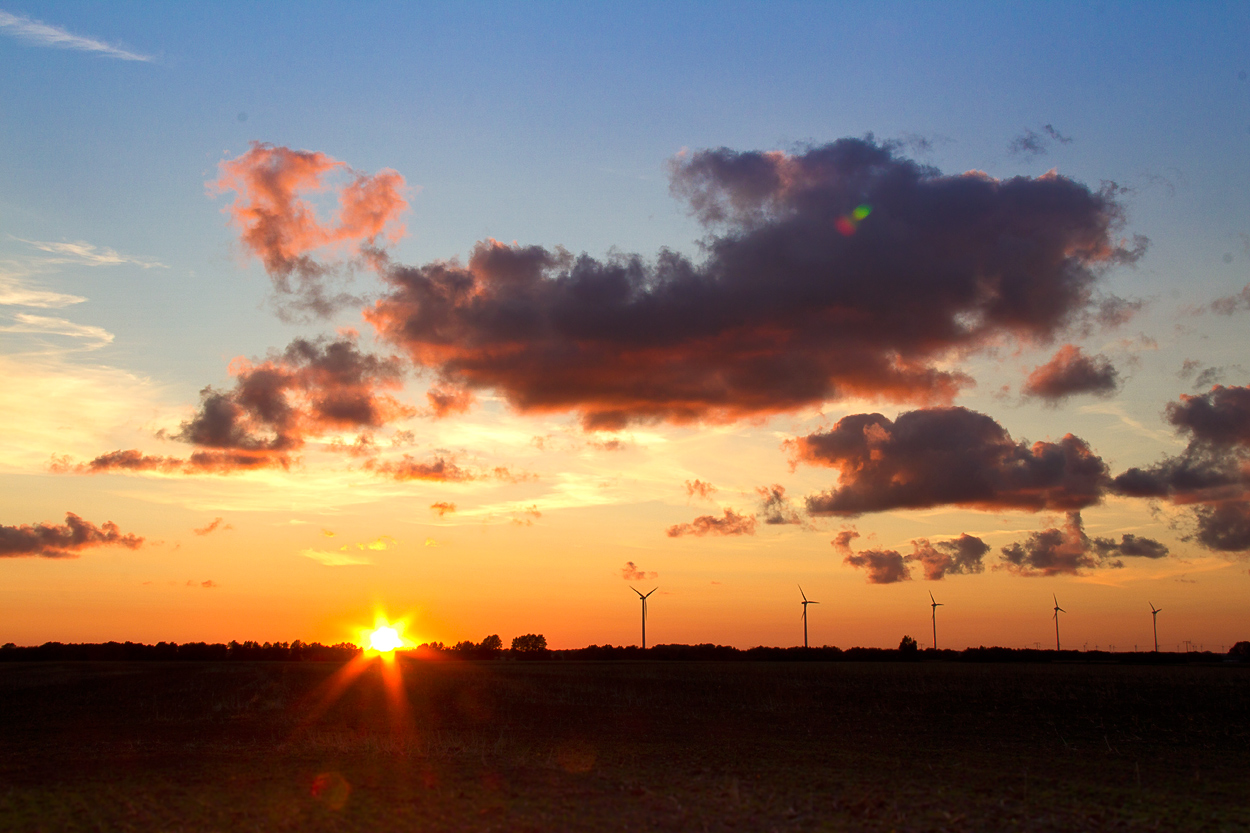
[898,635,919,654]
[479,634,503,657]
[511,633,548,659]
[1229,641,1250,660]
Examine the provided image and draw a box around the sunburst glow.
[368,625,402,653]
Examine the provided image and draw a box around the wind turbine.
[1149,602,1162,653]
[631,586,657,649]
[1052,594,1065,651]
[929,592,943,650]
[799,586,819,648]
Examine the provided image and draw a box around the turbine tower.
[1052,594,1065,651]
[799,586,819,648]
[1150,602,1162,652]
[631,586,657,650]
[929,591,943,650]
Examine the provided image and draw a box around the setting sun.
[368,626,402,653]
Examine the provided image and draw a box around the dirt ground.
[0,659,1247,831]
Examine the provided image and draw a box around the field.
[1,659,1248,831]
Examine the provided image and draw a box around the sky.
[2,2,1249,652]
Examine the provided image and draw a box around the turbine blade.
[646,587,657,598]
[799,584,807,601]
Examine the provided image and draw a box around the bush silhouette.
[898,635,919,654]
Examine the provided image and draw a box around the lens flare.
[836,204,873,236]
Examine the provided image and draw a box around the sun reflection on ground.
[296,612,418,737]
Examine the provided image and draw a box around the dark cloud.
[792,407,1109,517]
[906,534,990,580]
[365,138,1141,429]
[193,517,232,536]
[1000,511,1168,576]
[0,512,144,559]
[1112,385,1250,552]
[1009,125,1074,157]
[756,483,804,525]
[833,528,910,584]
[685,479,717,500]
[621,561,657,580]
[65,335,412,475]
[666,508,757,538]
[1022,345,1120,402]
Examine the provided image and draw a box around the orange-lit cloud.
[1000,512,1168,576]
[193,517,232,536]
[793,407,1109,516]
[429,501,457,517]
[756,483,803,525]
[1022,345,1120,402]
[360,138,1141,429]
[63,335,413,475]
[212,142,407,316]
[620,561,657,580]
[666,508,756,538]
[0,512,143,558]
[366,454,473,482]
[685,479,717,500]
[833,528,910,584]
[907,534,989,580]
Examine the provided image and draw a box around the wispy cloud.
[14,238,166,269]
[300,548,372,567]
[0,313,113,348]
[0,272,85,308]
[0,11,154,62]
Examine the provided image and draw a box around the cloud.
[0,11,153,61]
[756,483,803,525]
[211,143,408,317]
[425,385,474,418]
[620,561,657,580]
[0,512,143,558]
[200,580,218,589]
[430,501,457,516]
[0,313,113,348]
[364,138,1141,429]
[193,517,232,536]
[510,505,542,526]
[65,334,412,474]
[14,238,166,269]
[1022,345,1120,402]
[1208,285,1250,316]
[685,479,717,500]
[906,534,990,580]
[300,548,372,567]
[1112,385,1250,552]
[793,407,1109,517]
[833,528,910,584]
[999,511,1168,576]
[666,508,757,538]
[366,454,473,482]
[1009,125,1073,157]
[0,275,86,308]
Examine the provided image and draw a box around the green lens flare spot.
[852,205,872,221]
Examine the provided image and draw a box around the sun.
[368,625,403,653]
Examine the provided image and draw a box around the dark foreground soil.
[0,659,1247,831]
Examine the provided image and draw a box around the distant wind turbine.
[929,591,943,650]
[1052,594,1065,651]
[1149,602,1162,652]
[631,586,657,649]
[799,586,819,648]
